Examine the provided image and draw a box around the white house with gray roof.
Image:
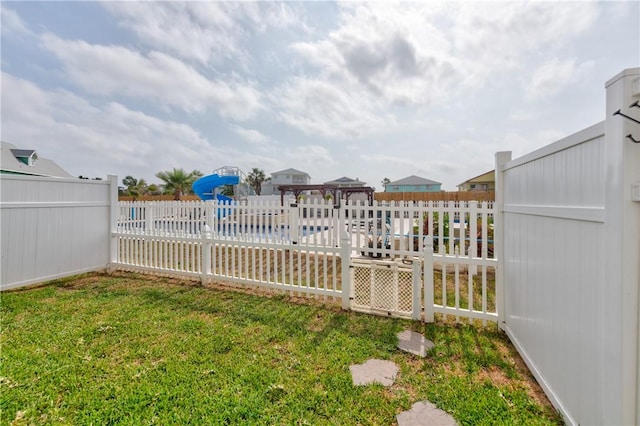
[1,142,73,178]
[384,175,442,193]
[260,168,311,195]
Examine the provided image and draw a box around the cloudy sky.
[1,1,638,190]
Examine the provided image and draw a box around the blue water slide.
[192,173,239,202]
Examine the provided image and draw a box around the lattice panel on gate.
[350,260,416,319]
[353,267,372,307]
[371,267,395,311]
[397,269,413,312]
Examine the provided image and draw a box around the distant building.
[457,170,495,191]
[1,142,73,178]
[261,168,311,195]
[324,176,366,188]
[384,175,441,193]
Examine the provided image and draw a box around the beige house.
[323,176,366,188]
[457,170,495,191]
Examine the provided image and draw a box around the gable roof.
[270,168,310,178]
[1,142,73,178]
[388,175,441,186]
[457,170,494,186]
[324,176,366,185]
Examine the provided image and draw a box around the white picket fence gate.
[115,198,499,324]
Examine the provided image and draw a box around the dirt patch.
[493,340,554,411]
[476,365,511,387]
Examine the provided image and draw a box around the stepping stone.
[350,359,399,386]
[397,400,458,426]
[397,330,434,358]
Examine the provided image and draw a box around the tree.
[221,185,234,197]
[147,184,162,195]
[122,176,137,188]
[381,177,391,190]
[129,179,149,200]
[246,168,267,196]
[122,176,150,200]
[155,168,203,200]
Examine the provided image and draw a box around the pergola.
[277,184,375,206]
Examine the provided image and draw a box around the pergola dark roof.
[277,184,375,205]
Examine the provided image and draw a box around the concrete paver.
[397,330,434,358]
[349,359,398,386]
[396,400,458,426]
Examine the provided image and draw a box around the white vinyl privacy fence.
[0,175,118,290]
[497,68,640,426]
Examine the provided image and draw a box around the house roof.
[457,170,494,187]
[387,175,441,186]
[1,142,73,178]
[270,168,310,178]
[323,176,366,185]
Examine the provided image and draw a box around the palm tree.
[122,176,149,199]
[156,168,203,200]
[147,184,162,196]
[129,179,149,200]
[246,168,267,196]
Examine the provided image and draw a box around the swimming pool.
[214,225,328,239]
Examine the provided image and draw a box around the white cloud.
[291,3,457,108]
[451,2,600,86]
[273,77,395,139]
[39,33,262,121]
[104,2,244,67]
[1,5,31,35]
[231,125,272,145]
[286,2,602,110]
[281,145,336,181]
[0,72,244,180]
[526,57,595,100]
[104,2,308,67]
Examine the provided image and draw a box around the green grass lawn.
[1,273,562,425]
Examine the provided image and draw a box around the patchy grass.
[1,273,562,425]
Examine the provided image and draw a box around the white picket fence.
[115,198,499,323]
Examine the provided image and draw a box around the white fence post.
[340,230,352,310]
[604,68,640,425]
[469,201,477,275]
[494,151,511,331]
[412,260,421,321]
[108,175,118,273]
[145,201,154,235]
[423,236,434,323]
[289,202,299,244]
[201,224,212,285]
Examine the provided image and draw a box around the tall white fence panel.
[1,175,118,290]
[499,68,640,426]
